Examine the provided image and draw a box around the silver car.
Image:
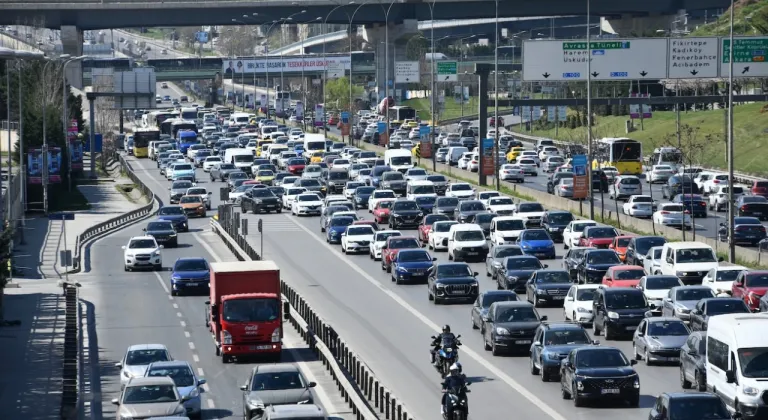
[112,376,188,419]
[146,361,206,418]
[661,286,716,322]
[116,344,173,386]
[240,364,317,420]
[643,246,664,275]
[609,175,643,200]
[632,317,690,365]
[554,177,574,198]
[648,165,675,184]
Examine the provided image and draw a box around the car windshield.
[297,195,319,202]
[389,238,419,249]
[399,251,432,262]
[452,184,472,191]
[605,292,647,309]
[636,237,666,255]
[257,170,274,177]
[172,181,193,189]
[647,321,689,336]
[175,164,192,170]
[544,330,591,345]
[645,276,681,289]
[147,222,174,231]
[576,349,629,368]
[437,198,459,207]
[251,189,275,198]
[587,227,617,238]
[251,371,306,391]
[174,259,208,271]
[329,171,348,180]
[375,191,396,198]
[518,203,544,212]
[433,222,458,233]
[523,230,550,241]
[548,213,574,224]
[675,248,717,263]
[494,306,539,322]
[491,198,515,205]
[222,299,279,322]
[615,237,631,247]
[180,196,202,204]
[460,202,485,211]
[346,183,365,190]
[668,398,730,420]
[482,293,518,308]
[229,172,247,180]
[675,288,714,301]
[147,366,195,387]
[330,218,354,227]
[187,188,206,195]
[129,239,157,249]
[708,300,749,315]
[126,349,169,365]
[745,274,768,287]
[738,348,768,379]
[158,206,184,216]
[436,264,473,277]
[375,232,401,242]
[220,164,236,170]
[743,196,768,203]
[427,175,446,183]
[475,214,496,224]
[383,172,404,181]
[614,269,645,280]
[376,201,393,209]
[497,220,525,231]
[122,384,178,404]
[573,222,597,233]
[456,230,485,241]
[409,169,427,176]
[300,179,321,187]
[716,270,743,282]
[412,185,435,194]
[537,271,570,283]
[416,196,436,205]
[348,226,375,236]
[393,201,419,211]
[576,289,596,301]
[506,258,543,270]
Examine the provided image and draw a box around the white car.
[186,144,206,160]
[116,344,172,386]
[302,165,324,179]
[703,174,730,194]
[368,189,397,212]
[343,181,366,200]
[563,220,598,249]
[468,157,479,172]
[519,151,540,166]
[122,236,163,271]
[638,275,684,308]
[186,186,212,210]
[331,158,351,170]
[564,284,600,325]
[202,156,222,172]
[340,225,376,254]
[499,164,525,182]
[653,203,692,229]
[694,172,714,191]
[513,202,546,227]
[348,164,369,180]
[643,246,664,275]
[445,183,475,200]
[278,176,300,187]
[709,185,744,211]
[428,221,458,251]
[516,158,538,176]
[282,187,307,209]
[405,168,429,182]
[477,191,501,207]
[622,195,655,218]
[291,193,323,216]
[229,185,251,204]
[408,128,420,140]
[489,216,526,246]
[538,146,560,162]
[457,152,473,170]
[701,265,749,295]
[486,197,516,216]
[370,230,402,260]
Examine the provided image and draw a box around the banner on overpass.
[223,56,351,75]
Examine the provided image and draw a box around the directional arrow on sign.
[591,72,599,78]
[690,69,699,76]
[405,78,410,82]
[444,76,450,81]
[742,66,750,74]
[639,71,648,77]
[542,72,550,79]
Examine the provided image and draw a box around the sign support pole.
[727,0,736,263]
[586,0,595,221]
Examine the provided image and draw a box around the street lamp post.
[299,17,322,131]
[381,0,398,142]
[242,13,266,99]
[324,3,352,135]
[347,0,374,145]
[62,56,86,192]
[42,55,71,211]
[727,0,736,262]
[263,19,283,118]
[586,0,594,220]
[279,10,307,105]
[494,0,500,191]
[428,0,437,171]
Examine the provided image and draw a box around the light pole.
[381,0,399,140]
[586,0,594,220]
[727,0,736,262]
[494,0,500,191]
[262,19,283,118]
[232,19,252,109]
[428,0,437,170]
[1,47,16,225]
[280,10,307,103]
[299,17,322,131]
[324,3,352,135]
[243,13,267,100]
[62,56,86,192]
[347,0,374,145]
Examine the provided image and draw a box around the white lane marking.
[284,334,340,416]
[206,399,215,409]
[177,312,183,318]
[192,232,224,262]
[197,367,204,376]
[173,303,179,309]
[188,342,196,350]
[284,216,568,420]
[180,320,187,327]
[193,354,200,363]
[184,331,191,338]
[153,271,171,295]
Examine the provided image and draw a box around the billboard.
[481,138,494,176]
[69,140,83,171]
[28,148,43,184]
[572,154,588,199]
[48,147,62,183]
[295,101,304,119]
[314,104,324,127]
[223,56,351,75]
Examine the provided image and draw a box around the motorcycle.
[441,383,470,420]
[431,334,462,378]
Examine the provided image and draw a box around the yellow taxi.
[255,169,276,185]
[309,151,324,164]
[403,119,419,129]
[506,146,524,163]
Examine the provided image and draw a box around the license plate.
[466,252,478,255]
[553,296,565,300]
[601,389,620,394]
[536,253,548,258]
[257,345,272,350]
[626,326,637,331]
[746,235,757,238]
[186,282,198,286]
[516,340,532,345]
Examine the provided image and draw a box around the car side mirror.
[433,257,438,261]
[664,297,672,303]
[566,296,574,302]
[208,191,213,195]
[430,335,437,339]
[533,341,541,347]
[637,331,645,337]
[592,340,600,345]
[726,370,736,383]
[630,360,638,366]
[121,246,126,250]
[142,228,146,232]
[473,272,479,277]
[111,398,119,406]
[540,315,548,321]
[481,315,490,322]
[115,362,122,368]
[718,257,725,262]
[543,264,549,268]
[240,384,247,391]
[308,381,317,388]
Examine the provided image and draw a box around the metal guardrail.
[61,283,78,420]
[211,210,410,420]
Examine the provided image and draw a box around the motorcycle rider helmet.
[449,363,460,374]
[454,362,462,373]
[442,325,451,334]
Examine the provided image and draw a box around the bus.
[387,106,416,125]
[171,120,198,140]
[180,107,198,120]
[648,147,683,171]
[143,110,177,130]
[593,138,643,175]
[274,91,291,118]
[133,128,160,158]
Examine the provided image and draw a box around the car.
[145,361,206,418]
[517,229,556,259]
[112,376,188,419]
[601,265,646,288]
[631,317,690,365]
[525,269,572,307]
[445,182,475,200]
[381,236,421,272]
[643,246,665,275]
[240,364,318,420]
[210,163,239,181]
[229,185,253,205]
[496,255,548,293]
[340,224,376,254]
[156,205,189,232]
[116,344,172,386]
[254,169,276,185]
[660,285,717,322]
[530,322,595,382]
[379,171,407,196]
[485,196,516,216]
[282,187,308,209]
[170,257,210,296]
[562,220,598,249]
[241,188,282,214]
[170,162,196,182]
[718,216,767,246]
[608,235,632,262]
[652,203,693,229]
[673,193,708,218]
[561,246,594,281]
[736,195,768,219]
[546,172,574,195]
[553,177,575,198]
[662,175,699,199]
[513,202,545,227]
[470,290,519,332]
[636,275,684,308]
[418,214,450,244]
[560,346,639,407]
[143,220,178,248]
[702,173,730,194]
[709,185,745,212]
[679,331,709,391]
[499,164,525,182]
[624,236,667,267]
[592,287,649,339]
[325,216,355,244]
[488,216,526,247]
[427,220,458,251]
[648,165,676,184]
[227,171,250,190]
[563,284,600,325]
[622,195,656,218]
[289,192,322,216]
[203,156,223,172]
[577,225,618,249]
[169,180,195,204]
[541,211,573,243]
[161,82,168,88]
[433,196,460,218]
[481,301,545,356]
[648,392,732,420]
[319,205,349,232]
[179,195,207,218]
[516,158,538,176]
[389,199,424,229]
[367,189,397,212]
[690,297,751,331]
[186,187,212,210]
[370,230,401,261]
[701,265,749,296]
[390,248,435,284]
[122,236,163,271]
[730,270,768,311]
[576,249,622,284]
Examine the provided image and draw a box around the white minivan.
[706,313,768,417]
[406,180,437,201]
[658,242,723,285]
[447,224,489,262]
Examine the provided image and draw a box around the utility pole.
[727,0,736,262]
[586,0,594,220]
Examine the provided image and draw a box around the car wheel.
[386,263,391,273]
[633,344,641,360]
[696,370,707,392]
[604,323,614,340]
[680,365,692,389]
[124,265,130,272]
[592,320,601,336]
[491,341,501,356]
[645,348,654,366]
[428,289,434,301]
[171,290,178,297]
[628,395,640,408]
[471,313,478,330]
[530,357,540,375]
[561,383,571,400]
[541,365,551,382]
[572,384,584,407]
[154,264,162,271]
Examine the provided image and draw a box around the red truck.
[206,261,286,363]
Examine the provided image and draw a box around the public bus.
[180,107,198,121]
[387,106,416,125]
[593,138,643,175]
[143,110,177,130]
[133,128,160,158]
[171,120,198,140]
[648,147,683,171]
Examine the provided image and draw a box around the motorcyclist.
[441,363,468,416]
[431,325,456,366]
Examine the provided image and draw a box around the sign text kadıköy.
[667,37,719,78]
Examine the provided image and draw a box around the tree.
[324,77,363,112]
[0,226,15,324]
[663,124,709,241]
[218,26,262,56]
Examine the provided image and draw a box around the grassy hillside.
[692,0,768,35]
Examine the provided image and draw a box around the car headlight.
[493,261,502,268]
[743,386,759,396]
[607,311,620,319]
[152,250,161,256]
[522,245,531,249]
[675,271,686,277]
[121,415,133,420]
[397,266,408,272]
[546,352,560,360]
[188,387,200,398]
[123,371,132,378]
[495,327,509,335]
[576,307,590,313]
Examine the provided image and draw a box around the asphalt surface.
[77,157,355,420]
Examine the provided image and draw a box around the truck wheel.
[222,353,231,363]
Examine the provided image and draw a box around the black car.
[143,220,178,248]
[689,297,750,331]
[240,188,282,214]
[562,247,594,280]
[459,137,476,150]
[624,236,667,267]
[718,217,767,246]
[736,195,768,220]
[648,392,732,420]
[560,347,639,407]
[547,172,574,195]
[577,249,622,284]
[414,196,437,213]
[433,197,460,218]
[592,287,649,340]
[226,171,249,190]
[470,290,519,332]
[481,301,545,356]
[389,199,424,229]
[353,186,376,209]
[590,170,609,193]
[661,175,699,199]
[541,211,574,242]
[268,186,285,201]
[530,323,595,382]
[526,270,572,307]
[672,194,708,218]
[380,171,407,196]
[485,245,524,280]
[455,200,486,223]
[679,331,708,391]
[427,263,479,304]
[474,212,497,237]
[426,175,449,195]
[497,256,547,293]
[324,168,349,194]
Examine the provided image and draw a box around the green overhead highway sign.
[722,36,768,77]
[436,61,458,81]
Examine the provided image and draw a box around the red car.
[578,226,619,249]
[609,235,633,262]
[373,200,394,224]
[328,116,339,125]
[752,181,768,198]
[602,265,646,288]
[489,116,504,127]
[353,219,379,231]
[418,214,451,244]
[731,270,768,311]
[381,236,421,272]
[286,159,306,174]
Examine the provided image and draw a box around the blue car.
[391,249,436,284]
[353,186,376,209]
[516,229,556,259]
[177,130,198,154]
[326,216,355,244]
[371,165,392,188]
[529,322,596,381]
[415,196,437,213]
[170,257,210,296]
[294,145,305,158]
[171,162,196,182]
[157,206,189,232]
[194,151,211,167]
[672,194,708,218]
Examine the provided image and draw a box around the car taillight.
[713,180,720,184]
[700,202,706,206]
[742,205,749,211]
[684,210,690,214]
[661,211,669,214]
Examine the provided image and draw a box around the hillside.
[692,0,768,35]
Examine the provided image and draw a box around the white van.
[706,314,768,416]
[447,223,489,262]
[226,149,255,174]
[447,146,469,166]
[406,180,437,200]
[489,216,527,246]
[266,144,289,165]
[230,112,251,126]
[384,149,413,173]
[659,242,723,285]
